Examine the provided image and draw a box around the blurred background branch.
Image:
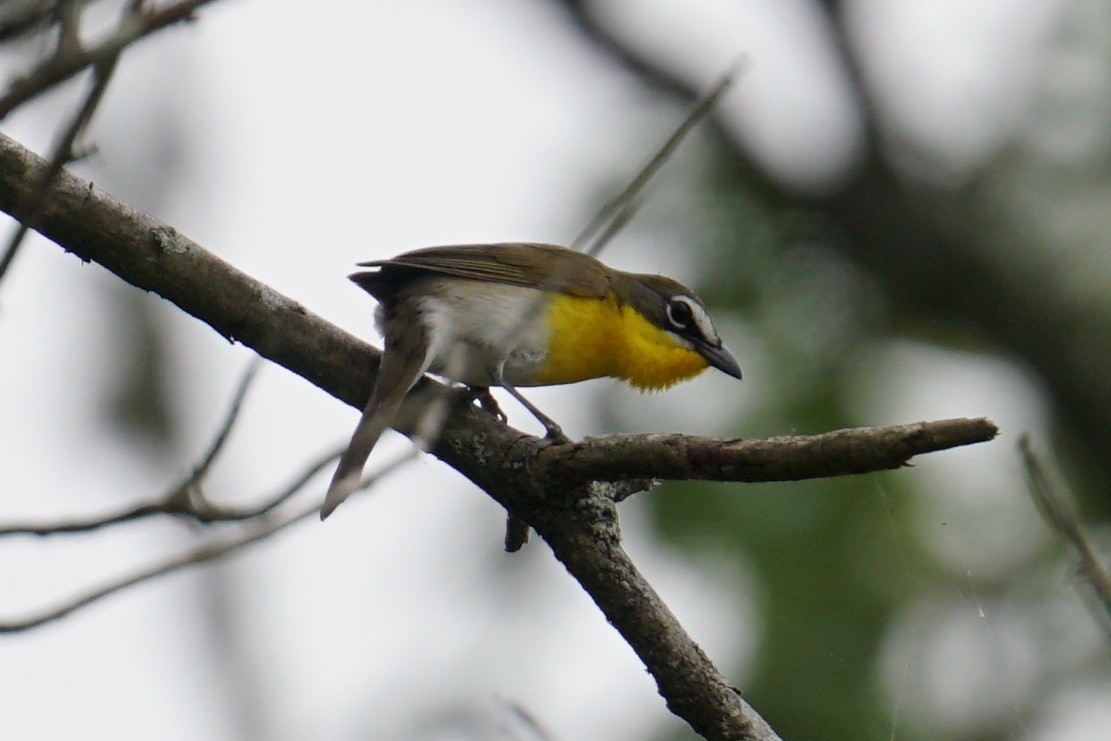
[0,449,417,633]
[0,0,219,120]
[1019,433,1111,639]
[0,359,343,536]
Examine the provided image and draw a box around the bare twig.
[1018,434,1111,639]
[0,358,281,536]
[0,446,343,537]
[174,357,262,492]
[55,0,83,55]
[0,0,220,121]
[0,0,96,43]
[572,61,745,257]
[0,450,417,633]
[0,498,172,536]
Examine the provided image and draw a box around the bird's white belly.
[378,282,551,387]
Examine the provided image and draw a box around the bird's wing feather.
[359,243,612,298]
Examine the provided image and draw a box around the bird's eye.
[666,299,694,328]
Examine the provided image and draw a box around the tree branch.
[538,418,997,493]
[0,0,98,43]
[0,450,417,634]
[526,482,779,740]
[0,131,997,739]
[0,357,299,537]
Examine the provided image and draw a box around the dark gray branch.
[524,482,779,740]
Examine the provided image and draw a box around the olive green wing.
[358,243,612,298]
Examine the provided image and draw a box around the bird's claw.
[469,387,508,424]
[543,424,570,445]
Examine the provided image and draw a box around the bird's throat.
[536,293,708,390]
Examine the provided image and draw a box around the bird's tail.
[320,393,405,519]
[321,320,431,520]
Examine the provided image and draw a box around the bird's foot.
[542,422,570,445]
[466,386,508,424]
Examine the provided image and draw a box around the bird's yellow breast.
[533,293,709,391]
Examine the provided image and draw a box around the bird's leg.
[494,372,570,444]
[464,385,507,424]
[506,385,567,443]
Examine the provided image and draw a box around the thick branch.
[538,418,998,490]
[527,483,778,740]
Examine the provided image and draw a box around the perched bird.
[321,242,741,519]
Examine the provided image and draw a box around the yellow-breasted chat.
[321,242,741,519]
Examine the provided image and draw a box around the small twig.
[0,0,219,121]
[0,0,95,44]
[187,447,342,522]
[0,450,418,633]
[176,357,262,491]
[0,499,172,536]
[572,61,746,257]
[55,0,83,56]
[0,358,271,536]
[1018,434,1111,639]
[0,446,343,537]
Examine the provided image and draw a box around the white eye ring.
[666,298,694,328]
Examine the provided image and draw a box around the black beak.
[695,339,742,380]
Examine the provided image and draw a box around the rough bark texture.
[536,419,998,490]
